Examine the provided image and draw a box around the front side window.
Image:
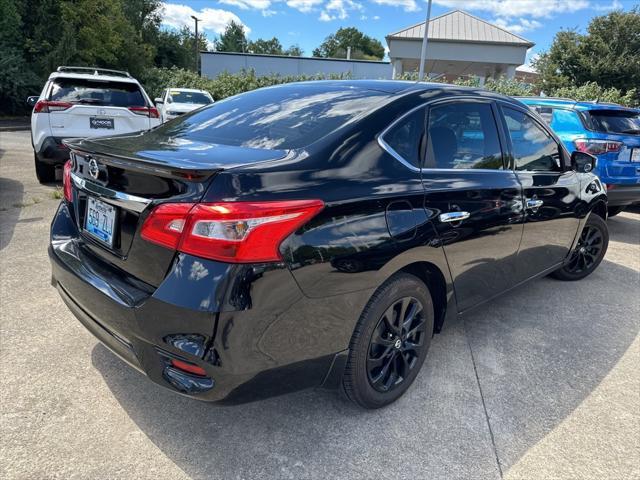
[503,107,563,172]
[382,107,425,168]
[426,102,503,169]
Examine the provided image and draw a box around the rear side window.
[531,106,584,131]
[48,78,146,107]
[503,107,563,172]
[159,85,388,150]
[588,110,640,135]
[425,102,503,169]
[382,108,425,168]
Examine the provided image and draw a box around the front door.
[499,105,581,281]
[423,99,524,312]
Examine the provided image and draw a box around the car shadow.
[91,241,639,479]
[0,177,25,251]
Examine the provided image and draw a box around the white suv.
[28,66,161,183]
[155,88,214,123]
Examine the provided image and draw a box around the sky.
[160,0,637,68]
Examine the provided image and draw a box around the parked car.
[155,88,214,123]
[27,66,160,183]
[50,81,608,409]
[519,97,640,217]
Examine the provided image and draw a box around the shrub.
[139,67,351,102]
[546,82,638,107]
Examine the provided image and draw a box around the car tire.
[607,206,625,218]
[34,153,56,184]
[342,273,434,409]
[551,213,609,281]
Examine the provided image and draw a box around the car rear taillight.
[63,159,73,202]
[141,200,324,263]
[33,100,72,113]
[129,106,160,118]
[574,139,622,155]
[169,358,207,376]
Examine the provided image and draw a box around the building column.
[505,65,517,79]
[392,58,403,79]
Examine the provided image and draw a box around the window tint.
[49,78,146,107]
[169,90,212,104]
[588,110,640,135]
[383,108,425,168]
[503,107,562,172]
[159,85,388,150]
[426,102,503,169]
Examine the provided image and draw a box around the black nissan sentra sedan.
[51,81,609,408]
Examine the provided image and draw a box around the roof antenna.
[418,0,433,82]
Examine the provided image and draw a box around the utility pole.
[418,0,433,82]
[191,15,201,75]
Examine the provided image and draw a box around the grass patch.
[12,196,42,208]
[51,188,63,200]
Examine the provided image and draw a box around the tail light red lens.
[34,100,72,113]
[574,139,622,155]
[129,106,160,118]
[62,159,73,202]
[141,200,324,263]
[170,358,207,376]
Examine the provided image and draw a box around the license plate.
[631,148,640,162]
[90,117,114,129]
[85,196,116,246]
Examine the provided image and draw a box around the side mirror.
[154,98,164,104]
[26,96,39,107]
[571,151,597,173]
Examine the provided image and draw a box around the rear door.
[423,99,524,311]
[499,105,581,280]
[47,76,152,138]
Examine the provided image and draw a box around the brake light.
[63,159,73,202]
[141,200,324,263]
[129,106,160,118]
[574,139,622,155]
[33,100,72,113]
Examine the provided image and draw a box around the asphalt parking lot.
[1,129,638,480]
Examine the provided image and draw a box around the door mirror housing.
[154,98,164,105]
[571,151,596,173]
[26,96,39,107]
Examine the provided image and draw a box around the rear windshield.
[48,78,147,107]
[169,90,212,104]
[157,85,388,149]
[588,110,640,135]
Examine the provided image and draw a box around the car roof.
[167,88,210,93]
[48,72,140,84]
[518,97,639,113]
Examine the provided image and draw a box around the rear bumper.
[35,137,70,164]
[605,184,640,207]
[49,201,350,403]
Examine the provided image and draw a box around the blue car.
[519,97,640,216]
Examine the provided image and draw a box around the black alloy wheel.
[551,213,609,281]
[342,273,434,409]
[367,297,426,392]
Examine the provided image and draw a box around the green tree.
[215,20,247,53]
[154,26,208,71]
[312,27,385,60]
[284,44,303,56]
[248,37,284,55]
[534,8,640,99]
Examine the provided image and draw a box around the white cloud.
[432,0,590,18]
[219,0,272,9]
[593,0,623,11]
[493,17,543,34]
[162,3,250,34]
[372,15,380,20]
[286,0,323,13]
[373,0,419,12]
[319,0,362,21]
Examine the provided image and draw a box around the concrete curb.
[0,126,30,132]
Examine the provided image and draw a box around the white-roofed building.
[387,10,534,84]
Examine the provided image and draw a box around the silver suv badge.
[88,158,100,180]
